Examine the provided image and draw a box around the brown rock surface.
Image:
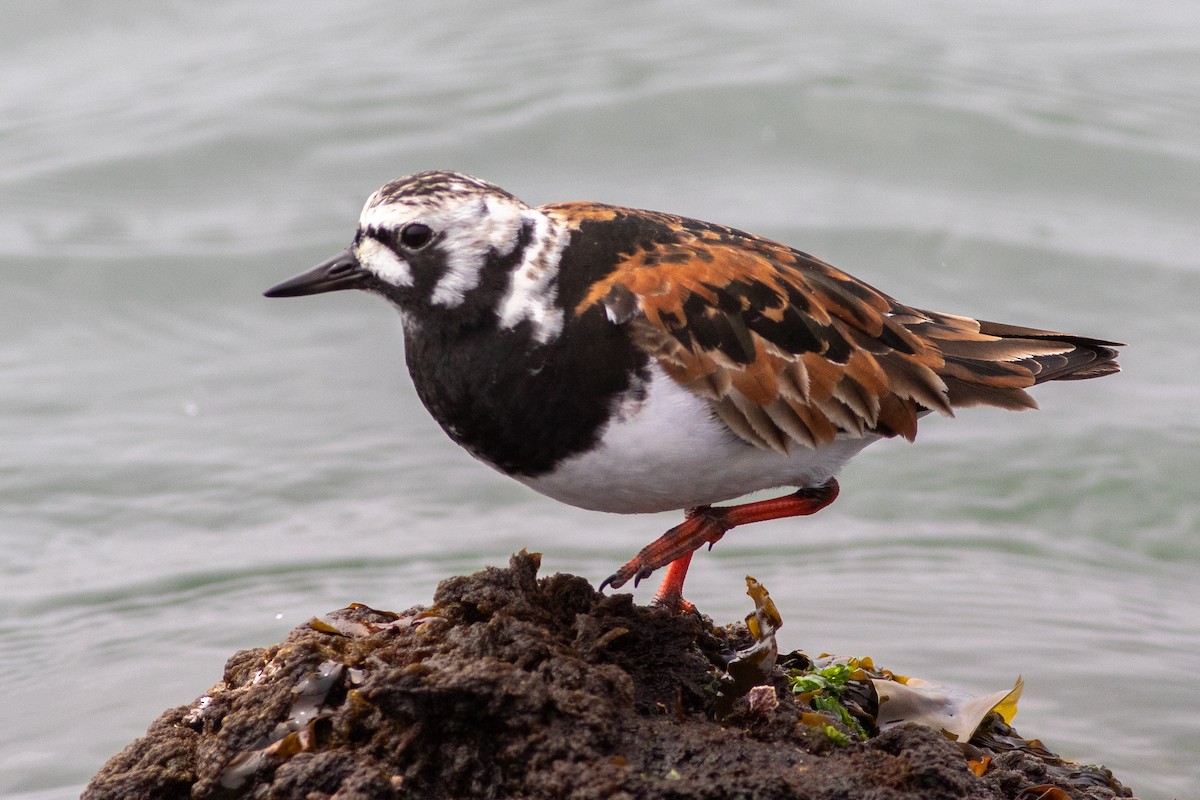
[83,552,1133,800]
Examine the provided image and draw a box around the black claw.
[600,573,625,592]
[603,558,660,593]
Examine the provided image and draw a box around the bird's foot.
[600,505,730,593]
[598,480,841,611]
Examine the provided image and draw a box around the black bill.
[264,248,366,298]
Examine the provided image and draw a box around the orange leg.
[601,479,840,612]
[650,551,696,612]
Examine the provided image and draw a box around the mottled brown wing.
[560,204,1121,453]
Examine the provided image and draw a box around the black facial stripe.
[451,217,536,319]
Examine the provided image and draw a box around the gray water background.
[2,2,1198,797]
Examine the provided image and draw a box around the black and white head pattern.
[353,171,568,342]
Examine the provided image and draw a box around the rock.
[83,552,1135,800]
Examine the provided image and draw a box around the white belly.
[517,363,881,514]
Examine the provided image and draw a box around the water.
[2,2,1197,797]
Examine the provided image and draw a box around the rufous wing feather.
[559,204,1121,451]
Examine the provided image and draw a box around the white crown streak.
[497,211,568,344]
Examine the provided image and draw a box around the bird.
[265,171,1121,612]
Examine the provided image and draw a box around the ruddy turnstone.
[265,171,1121,611]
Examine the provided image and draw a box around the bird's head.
[265,171,555,330]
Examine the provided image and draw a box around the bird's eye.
[399,222,433,250]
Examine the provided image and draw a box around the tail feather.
[973,319,1122,385]
[906,311,1122,412]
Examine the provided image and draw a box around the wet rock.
[83,552,1135,800]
